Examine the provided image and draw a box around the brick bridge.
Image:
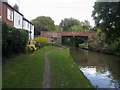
[41,31,96,46]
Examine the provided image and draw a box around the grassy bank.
[3,46,55,88]
[48,47,94,88]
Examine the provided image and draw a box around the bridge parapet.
[41,31,96,45]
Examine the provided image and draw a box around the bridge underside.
[62,36,88,47]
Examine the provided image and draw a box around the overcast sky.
[8,0,96,26]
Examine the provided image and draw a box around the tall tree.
[81,20,92,30]
[32,16,55,35]
[59,18,80,31]
[92,2,120,43]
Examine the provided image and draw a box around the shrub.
[26,45,37,53]
[110,37,120,56]
[34,37,48,47]
[2,21,29,57]
[26,45,33,53]
[29,45,37,51]
[35,42,41,49]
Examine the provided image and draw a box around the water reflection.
[69,47,120,89]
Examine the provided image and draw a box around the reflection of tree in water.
[69,47,120,88]
[69,47,88,65]
[96,67,108,74]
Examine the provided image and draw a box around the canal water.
[69,47,120,89]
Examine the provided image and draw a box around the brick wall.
[41,31,96,45]
[41,31,96,38]
[2,3,14,26]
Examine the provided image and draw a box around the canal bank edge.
[47,47,94,88]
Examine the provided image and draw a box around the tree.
[32,16,55,35]
[81,20,92,30]
[92,2,120,43]
[59,18,92,31]
[59,18,80,31]
[55,25,61,31]
[69,25,83,31]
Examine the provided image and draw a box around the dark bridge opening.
[62,36,88,47]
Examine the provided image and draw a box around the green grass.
[79,43,86,46]
[48,48,94,88]
[3,46,55,88]
[3,46,94,88]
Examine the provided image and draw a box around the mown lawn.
[2,46,55,88]
[48,47,94,88]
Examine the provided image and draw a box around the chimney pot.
[14,4,19,11]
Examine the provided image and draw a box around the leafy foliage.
[55,25,61,31]
[69,25,83,31]
[35,42,41,49]
[81,20,92,30]
[59,18,80,31]
[92,2,120,43]
[2,21,29,57]
[32,16,55,35]
[91,2,120,56]
[59,18,92,31]
[109,37,120,56]
[26,45,37,53]
[62,37,85,47]
[34,37,48,47]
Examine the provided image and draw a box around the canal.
[69,47,120,89]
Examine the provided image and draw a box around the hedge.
[2,21,29,57]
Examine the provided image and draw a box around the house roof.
[3,2,23,16]
[3,2,34,25]
[23,17,34,25]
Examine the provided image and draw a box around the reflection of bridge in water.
[41,31,96,48]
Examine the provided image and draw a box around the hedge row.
[2,21,29,57]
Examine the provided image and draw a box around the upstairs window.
[7,9,13,21]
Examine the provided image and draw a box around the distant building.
[0,1,34,43]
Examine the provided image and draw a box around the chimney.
[13,4,19,11]
[1,0,8,3]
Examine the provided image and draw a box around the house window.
[7,9,13,21]
[18,20,20,25]
[28,23,29,28]
[31,25,32,30]
[23,21,25,27]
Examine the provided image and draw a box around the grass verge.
[48,47,94,88]
[2,46,55,88]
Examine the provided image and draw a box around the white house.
[23,18,34,41]
[1,1,34,44]
[14,10,23,29]
[31,24,34,40]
